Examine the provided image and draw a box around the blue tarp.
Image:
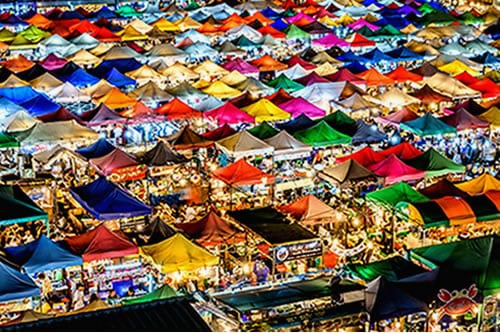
[0,262,40,302]
[75,138,115,159]
[352,120,388,143]
[21,95,61,117]
[63,68,100,88]
[0,87,40,104]
[277,114,315,134]
[5,235,83,275]
[105,68,136,88]
[70,177,152,220]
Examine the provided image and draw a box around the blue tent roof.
[261,7,281,19]
[336,51,367,64]
[352,120,387,143]
[3,15,28,26]
[344,62,368,74]
[361,48,395,63]
[92,59,142,76]
[70,177,152,220]
[60,10,86,20]
[386,47,424,61]
[0,262,39,302]
[105,68,136,88]
[92,6,118,19]
[6,235,83,275]
[277,114,315,134]
[63,68,100,88]
[270,19,289,31]
[75,138,115,159]
[21,95,61,117]
[0,87,40,104]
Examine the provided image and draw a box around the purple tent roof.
[84,103,128,127]
[279,97,326,118]
[89,148,139,176]
[39,53,68,71]
[312,33,349,48]
[222,58,259,74]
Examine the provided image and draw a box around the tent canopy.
[0,185,47,226]
[211,158,274,186]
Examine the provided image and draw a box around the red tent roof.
[469,78,500,99]
[155,98,202,120]
[377,107,419,127]
[379,142,423,160]
[326,68,366,85]
[64,225,138,262]
[454,71,480,85]
[287,55,317,70]
[418,178,470,199]
[386,66,423,83]
[265,88,294,105]
[175,210,245,246]
[202,124,237,141]
[410,84,452,104]
[441,108,490,130]
[368,154,425,184]
[211,158,274,186]
[258,25,286,39]
[346,33,375,47]
[280,194,335,225]
[336,146,385,167]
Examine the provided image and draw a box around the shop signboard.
[274,239,322,263]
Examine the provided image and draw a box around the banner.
[274,239,322,263]
[108,165,148,182]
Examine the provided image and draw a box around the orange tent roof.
[245,12,274,25]
[222,13,246,26]
[197,22,220,34]
[211,158,274,186]
[120,101,154,119]
[386,66,423,83]
[250,55,288,71]
[155,98,202,120]
[219,20,244,32]
[280,194,335,225]
[346,32,375,47]
[25,13,52,30]
[98,88,138,109]
[258,25,286,39]
[358,68,395,86]
[1,54,35,73]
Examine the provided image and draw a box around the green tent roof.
[247,121,279,140]
[0,185,47,226]
[115,5,141,17]
[347,256,427,282]
[369,25,405,39]
[417,3,437,15]
[294,120,352,147]
[233,35,262,48]
[19,25,50,43]
[268,74,304,93]
[285,24,310,39]
[400,113,456,137]
[459,12,484,24]
[366,182,429,208]
[0,132,19,148]
[0,28,16,42]
[317,111,357,136]
[122,285,179,305]
[405,148,465,177]
[410,236,500,296]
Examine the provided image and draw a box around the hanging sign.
[274,239,322,263]
[108,165,148,182]
[436,284,478,319]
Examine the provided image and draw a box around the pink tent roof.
[204,102,254,125]
[287,12,315,25]
[377,107,419,127]
[312,33,349,48]
[295,72,330,86]
[278,97,326,118]
[379,142,423,160]
[441,108,490,131]
[336,146,385,167]
[39,53,68,70]
[368,154,425,184]
[347,18,379,31]
[89,148,139,176]
[222,58,259,74]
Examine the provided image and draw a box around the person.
[126,286,135,298]
[38,273,53,301]
[72,284,86,311]
[107,289,119,306]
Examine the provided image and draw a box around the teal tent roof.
[400,113,456,136]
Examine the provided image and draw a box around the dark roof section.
[2,297,211,332]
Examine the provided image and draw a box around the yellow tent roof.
[202,81,242,99]
[333,14,355,26]
[456,173,500,196]
[126,65,165,82]
[83,79,115,99]
[318,16,338,27]
[242,99,290,122]
[314,62,339,76]
[193,60,229,78]
[478,107,500,129]
[0,74,29,88]
[128,18,153,35]
[140,233,218,273]
[98,87,138,109]
[151,17,180,32]
[160,62,199,82]
[221,70,247,86]
[192,79,211,89]
[65,49,102,67]
[117,25,148,41]
[438,60,480,77]
[174,16,202,31]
